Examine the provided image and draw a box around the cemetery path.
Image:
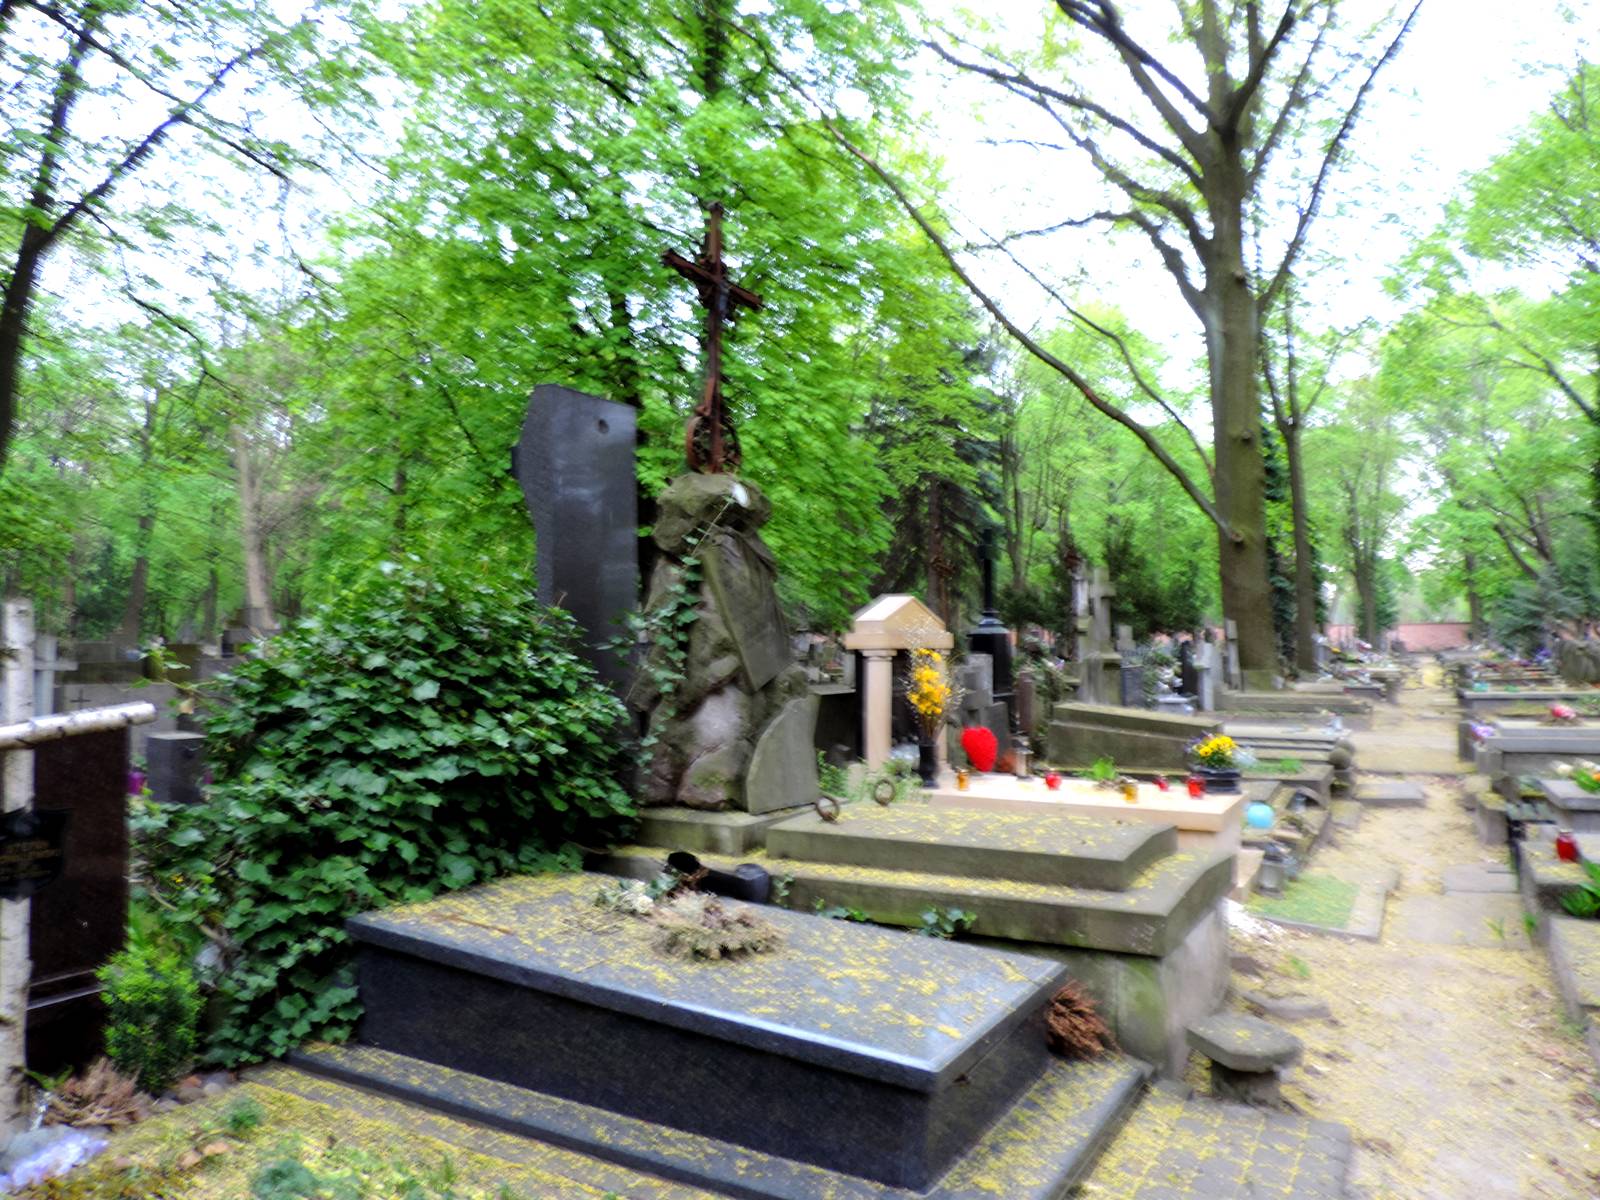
[1227,683,1600,1200]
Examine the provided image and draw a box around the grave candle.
[1186,775,1205,798]
[1555,829,1580,863]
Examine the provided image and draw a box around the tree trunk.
[1354,554,1379,644]
[1206,165,1276,681]
[233,424,276,634]
[115,511,153,641]
[0,235,45,479]
[200,560,219,642]
[1283,423,1319,673]
[1465,551,1485,642]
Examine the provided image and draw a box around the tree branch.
[928,40,1202,187]
[1055,0,1211,155]
[1258,1,1423,316]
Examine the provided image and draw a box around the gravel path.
[1230,674,1600,1199]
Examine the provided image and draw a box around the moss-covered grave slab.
[597,844,1234,958]
[764,803,1176,891]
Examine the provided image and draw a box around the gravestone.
[1197,633,1220,711]
[635,474,817,811]
[1179,640,1198,700]
[1079,569,1121,706]
[1224,620,1242,690]
[146,731,206,806]
[23,728,130,1071]
[957,653,1008,752]
[512,384,640,693]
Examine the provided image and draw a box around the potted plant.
[907,648,959,788]
[1188,734,1242,794]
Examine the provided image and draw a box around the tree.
[808,0,1421,676]
[0,1,340,479]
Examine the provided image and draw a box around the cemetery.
[4,2,1600,1198]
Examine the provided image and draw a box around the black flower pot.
[918,741,939,788]
[1196,765,1242,794]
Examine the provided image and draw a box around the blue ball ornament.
[1245,801,1276,829]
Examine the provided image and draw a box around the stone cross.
[30,635,74,719]
[662,202,764,474]
[1087,567,1115,654]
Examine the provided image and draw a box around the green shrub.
[142,559,636,1065]
[98,943,201,1093]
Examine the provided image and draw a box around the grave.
[1045,702,1220,772]
[1534,777,1600,832]
[602,801,1234,1074]
[1356,780,1426,808]
[1217,689,1374,728]
[1477,732,1600,800]
[2,599,157,1075]
[296,871,1150,1197]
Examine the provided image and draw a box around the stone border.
[1248,868,1396,942]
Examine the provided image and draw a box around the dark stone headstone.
[23,727,129,1072]
[1179,641,1198,698]
[146,731,207,805]
[512,385,639,692]
[1120,664,1145,708]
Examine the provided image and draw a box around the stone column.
[862,649,895,768]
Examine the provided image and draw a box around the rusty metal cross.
[662,202,763,474]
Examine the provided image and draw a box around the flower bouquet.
[1188,734,1241,794]
[1556,761,1600,794]
[906,648,961,787]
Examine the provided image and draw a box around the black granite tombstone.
[22,728,129,1071]
[1179,641,1199,698]
[146,731,207,805]
[512,385,639,693]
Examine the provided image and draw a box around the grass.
[15,1084,585,1199]
[1248,874,1360,931]
[1244,757,1305,775]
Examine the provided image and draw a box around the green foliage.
[814,900,870,923]
[142,559,635,1065]
[97,943,201,1094]
[1086,756,1118,784]
[917,907,976,939]
[1559,862,1600,920]
[817,752,849,798]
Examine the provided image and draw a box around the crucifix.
[662,202,764,474]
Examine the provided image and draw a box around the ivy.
[140,559,636,1065]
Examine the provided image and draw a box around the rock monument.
[631,474,817,812]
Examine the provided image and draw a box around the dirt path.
[1228,676,1600,1199]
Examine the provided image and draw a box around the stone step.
[247,1065,715,1200]
[1080,1080,1354,1198]
[1356,780,1426,807]
[765,803,1177,891]
[344,872,1077,1193]
[291,1040,1150,1200]
[596,844,1235,958]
